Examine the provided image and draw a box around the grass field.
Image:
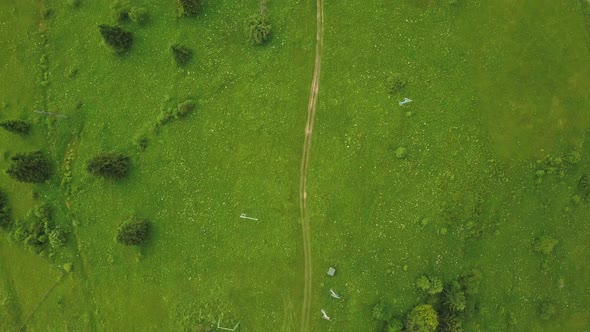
[1,0,590,331]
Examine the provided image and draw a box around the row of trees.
[5,151,131,183]
[99,0,271,54]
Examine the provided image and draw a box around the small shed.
[327,267,336,276]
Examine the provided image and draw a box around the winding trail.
[299,0,324,330]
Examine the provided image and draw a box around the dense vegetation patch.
[87,152,130,180]
[98,24,133,53]
[0,119,31,135]
[11,203,67,255]
[6,151,52,183]
[116,217,150,246]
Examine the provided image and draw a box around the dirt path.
[299,0,324,330]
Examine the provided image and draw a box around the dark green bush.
[171,44,193,66]
[0,120,31,135]
[0,190,11,228]
[116,218,149,245]
[387,73,407,95]
[6,151,52,183]
[177,99,196,117]
[98,24,133,53]
[87,152,130,180]
[177,0,201,17]
[245,13,271,45]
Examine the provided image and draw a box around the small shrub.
[116,218,149,245]
[87,152,130,180]
[129,6,149,25]
[245,13,272,45]
[6,151,52,183]
[395,147,407,159]
[135,135,148,152]
[171,44,193,66]
[98,24,133,53]
[67,0,81,8]
[0,190,11,228]
[0,120,31,135]
[538,301,556,320]
[406,304,438,332]
[533,236,558,255]
[387,318,403,332]
[387,73,407,95]
[416,275,431,292]
[372,301,393,321]
[177,0,201,17]
[177,99,196,117]
[111,0,130,22]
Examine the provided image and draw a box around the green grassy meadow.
[1,0,590,331]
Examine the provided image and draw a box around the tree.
[87,152,130,180]
[6,151,52,183]
[416,275,443,295]
[406,304,438,332]
[373,301,393,321]
[245,13,271,45]
[443,281,466,313]
[98,25,133,53]
[171,44,193,66]
[0,120,31,135]
[0,190,11,228]
[177,0,202,17]
[116,218,149,245]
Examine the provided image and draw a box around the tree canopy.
[116,218,150,246]
[6,151,52,183]
[0,120,31,135]
[87,152,130,180]
[98,25,133,53]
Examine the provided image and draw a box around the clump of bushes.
[111,0,130,22]
[177,0,202,17]
[533,235,558,255]
[6,151,52,183]
[0,190,11,228]
[0,120,31,135]
[67,0,81,8]
[406,304,438,332]
[171,44,193,66]
[157,99,196,127]
[416,275,443,295]
[98,24,133,53]
[12,204,67,254]
[386,73,407,95]
[87,152,130,180]
[245,13,272,45]
[116,217,150,246]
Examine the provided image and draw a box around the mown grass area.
[1,0,315,331]
[308,0,590,331]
